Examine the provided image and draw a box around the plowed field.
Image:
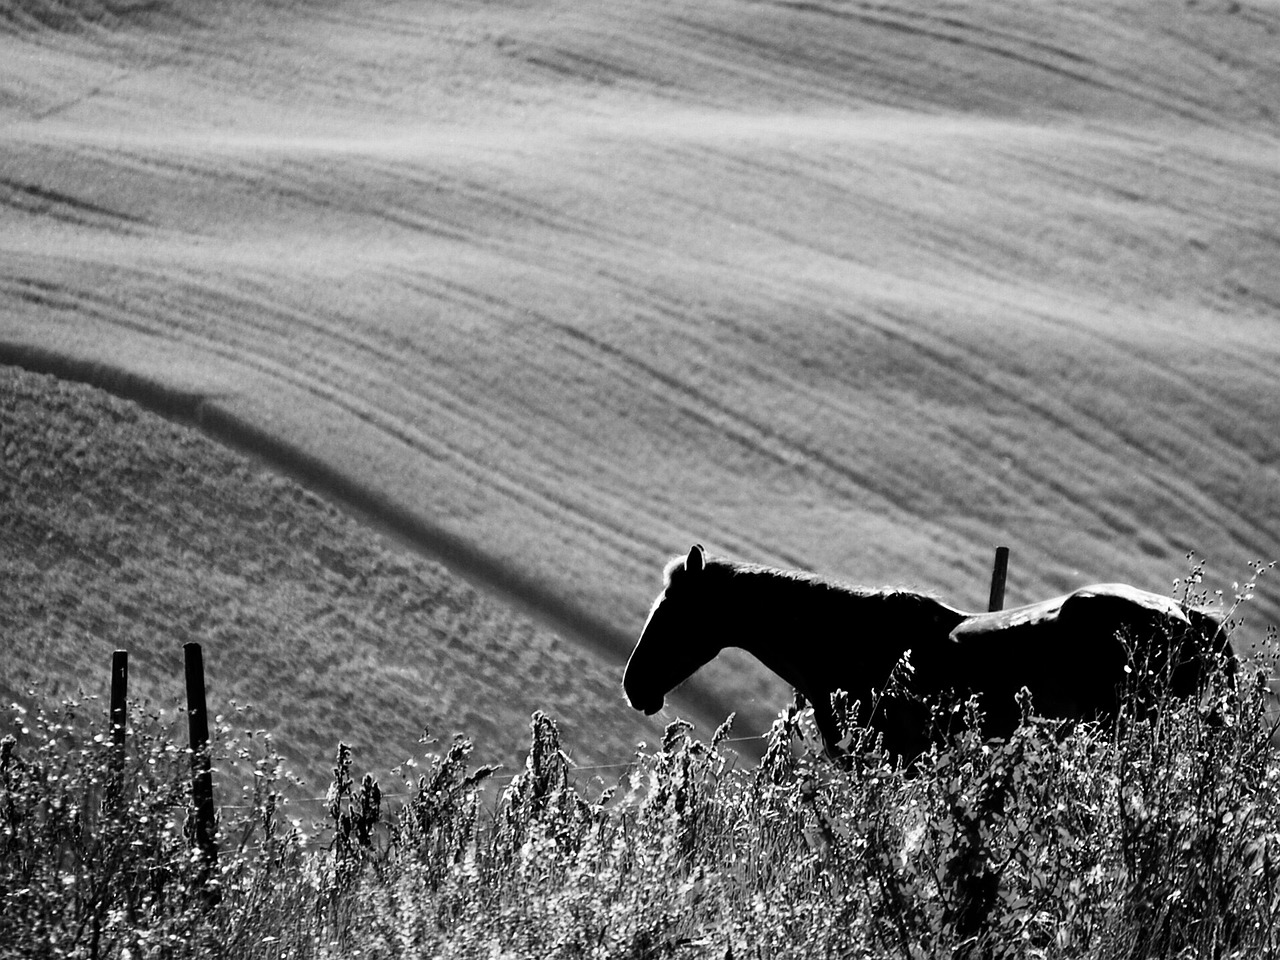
[3,0,1278,740]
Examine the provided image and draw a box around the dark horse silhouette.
[622,545,1231,760]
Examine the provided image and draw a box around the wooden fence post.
[988,546,1010,612]
[106,650,128,810]
[183,642,220,900]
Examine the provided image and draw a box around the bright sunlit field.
[3,0,1279,738]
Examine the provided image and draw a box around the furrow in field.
[0,245,690,640]
[860,2,1228,122]
[0,269,178,344]
[662,12,899,109]
[0,0,120,34]
[785,248,1279,564]
[305,0,438,39]
[177,312,660,574]
[870,307,1251,553]
[0,175,147,231]
[716,302,1141,555]
[549,322,892,501]
[368,271,741,568]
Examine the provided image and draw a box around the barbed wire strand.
[213,731,773,812]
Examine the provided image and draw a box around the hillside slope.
[2,0,1278,735]
[0,366,693,787]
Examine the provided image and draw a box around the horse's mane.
[666,553,955,612]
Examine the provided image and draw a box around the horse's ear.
[686,544,705,574]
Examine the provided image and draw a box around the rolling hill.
[2,0,1278,740]
[0,365,691,788]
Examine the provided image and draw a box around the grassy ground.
[1,626,1274,958]
[2,0,1278,740]
[0,365,701,788]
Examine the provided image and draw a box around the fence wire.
[213,732,772,812]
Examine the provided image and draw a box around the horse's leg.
[808,692,850,761]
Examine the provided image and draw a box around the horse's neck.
[720,590,809,691]
[716,572,963,694]
[713,573,877,684]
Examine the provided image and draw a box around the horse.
[622,545,1232,761]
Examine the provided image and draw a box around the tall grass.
[3,591,1278,958]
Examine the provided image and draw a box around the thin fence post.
[106,650,128,811]
[988,546,1010,612]
[183,642,220,902]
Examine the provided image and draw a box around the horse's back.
[944,583,1217,736]
[949,583,1189,641]
[948,594,1070,640]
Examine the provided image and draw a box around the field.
[0,366,694,786]
[5,2,1280,952]
[3,0,1280,785]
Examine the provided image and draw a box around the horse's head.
[623,544,722,716]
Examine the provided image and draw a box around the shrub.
[2,576,1277,958]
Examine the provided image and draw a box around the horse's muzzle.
[625,690,664,716]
